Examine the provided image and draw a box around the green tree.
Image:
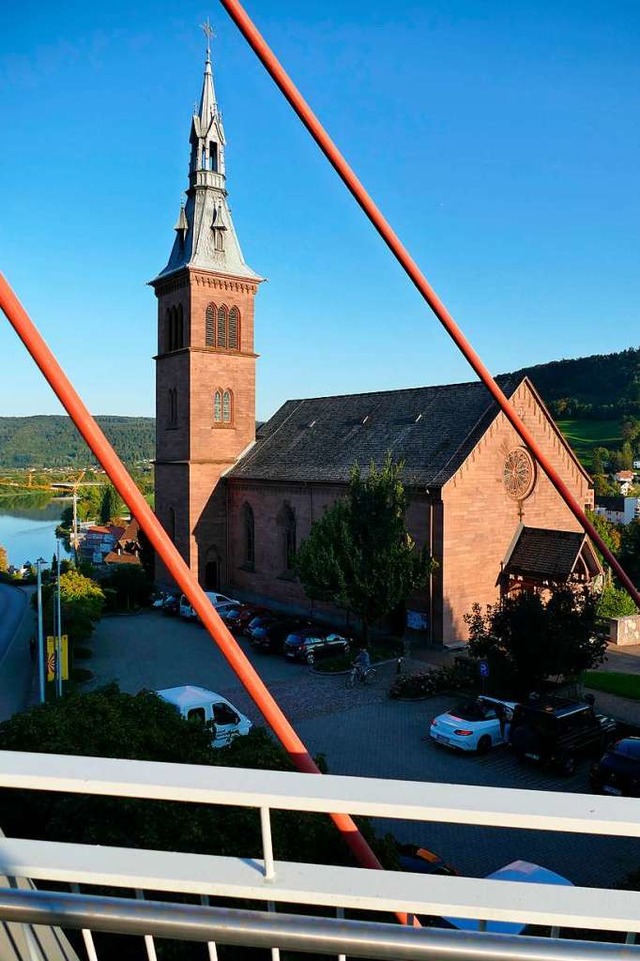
[597,581,638,620]
[586,509,621,561]
[100,484,123,524]
[620,519,640,588]
[101,564,151,612]
[0,685,393,961]
[465,587,606,693]
[40,569,105,644]
[592,447,610,476]
[294,455,434,643]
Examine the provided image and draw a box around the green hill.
[0,416,155,469]
[507,346,640,419]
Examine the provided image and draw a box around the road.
[0,582,34,720]
[86,610,640,890]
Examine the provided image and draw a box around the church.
[150,46,600,647]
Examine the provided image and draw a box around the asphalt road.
[85,610,640,891]
[0,583,34,720]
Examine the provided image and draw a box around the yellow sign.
[46,635,69,682]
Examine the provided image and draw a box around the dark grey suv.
[508,698,616,775]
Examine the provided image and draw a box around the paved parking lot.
[85,610,640,890]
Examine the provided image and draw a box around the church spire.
[198,19,217,132]
[153,23,260,283]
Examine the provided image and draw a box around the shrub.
[388,664,469,699]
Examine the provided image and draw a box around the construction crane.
[69,470,86,555]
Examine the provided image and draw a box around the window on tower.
[222,389,232,423]
[213,389,222,423]
[229,306,239,349]
[168,388,178,427]
[176,304,184,348]
[209,142,218,172]
[217,306,228,348]
[205,303,216,346]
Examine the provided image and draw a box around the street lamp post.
[56,539,63,697]
[35,558,46,704]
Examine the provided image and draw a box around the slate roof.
[504,527,589,580]
[230,377,518,487]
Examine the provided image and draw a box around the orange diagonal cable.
[219,0,640,609]
[0,273,384,877]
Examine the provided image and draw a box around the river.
[0,499,71,568]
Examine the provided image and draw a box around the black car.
[283,629,351,664]
[250,618,312,653]
[590,737,640,797]
[245,615,280,640]
[508,697,616,775]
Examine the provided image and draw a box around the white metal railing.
[0,750,639,959]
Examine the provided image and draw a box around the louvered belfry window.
[228,306,239,349]
[205,304,216,346]
[217,306,228,348]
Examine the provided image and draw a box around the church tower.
[151,33,262,588]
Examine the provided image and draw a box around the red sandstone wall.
[228,480,346,617]
[154,268,259,581]
[440,380,593,645]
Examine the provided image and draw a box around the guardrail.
[0,750,639,960]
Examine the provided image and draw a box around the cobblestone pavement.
[82,612,640,890]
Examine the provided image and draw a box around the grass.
[556,418,623,469]
[583,671,640,701]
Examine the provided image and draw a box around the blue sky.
[1,1,639,420]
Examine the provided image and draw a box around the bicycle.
[345,665,377,689]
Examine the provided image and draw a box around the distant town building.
[595,496,640,526]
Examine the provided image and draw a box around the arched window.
[168,388,177,427]
[278,504,296,572]
[243,503,255,568]
[217,306,228,348]
[213,389,222,423]
[209,142,218,172]
[164,308,172,353]
[222,389,232,423]
[205,303,216,346]
[168,507,176,544]
[228,306,239,349]
[176,304,184,348]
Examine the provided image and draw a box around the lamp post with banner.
[35,558,46,703]
[56,538,63,697]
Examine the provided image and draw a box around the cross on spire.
[200,18,215,60]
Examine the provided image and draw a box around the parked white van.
[178,591,239,621]
[156,685,252,747]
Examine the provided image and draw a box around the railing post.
[267,901,280,961]
[260,805,275,880]
[8,877,45,961]
[199,895,219,960]
[136,889,158,961]
[71,882,99,961]
[336,906,346,961]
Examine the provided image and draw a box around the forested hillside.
[0,416,155,469]
[0,346,638,470]
[507,347,640,419]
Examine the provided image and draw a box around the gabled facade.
[224,377,597,646]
